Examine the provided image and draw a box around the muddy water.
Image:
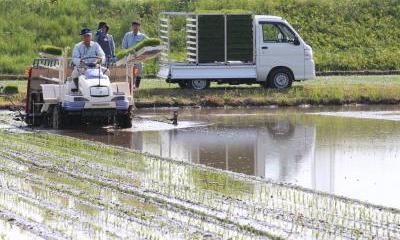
[61,105,400,209]
[1,109,400,239]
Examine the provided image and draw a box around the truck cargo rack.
[159,12,255,65]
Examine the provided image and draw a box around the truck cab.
[254,15,315,88]
[158,13,315,90]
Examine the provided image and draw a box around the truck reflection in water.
[130,118,318,189]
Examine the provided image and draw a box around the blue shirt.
[72,41,105,66]
[96,32,115,59]
[121,32,148,49]
[121,31,148,74]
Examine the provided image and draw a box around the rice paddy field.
[0,111,399,239]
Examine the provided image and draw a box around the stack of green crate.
[197,14,253,63]
[227,14,253,62]
[198,15,225,63]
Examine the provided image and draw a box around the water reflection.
[64,107,400,208]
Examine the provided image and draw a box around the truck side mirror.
[293,37,300,46]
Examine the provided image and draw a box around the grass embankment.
[2,75,400,109]
[0,0,399,74]
[135,75,400,107]
[0,127,399,239]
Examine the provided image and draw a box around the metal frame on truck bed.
[157,12,316,90]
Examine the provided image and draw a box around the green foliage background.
[0,0,399,74]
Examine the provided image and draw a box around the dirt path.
[0,130,399,239]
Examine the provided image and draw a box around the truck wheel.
[178,82,188,89]
[267,68,293,89]
[42,112,52,128]
[116,114,132,128]
[52,106,64,129]
[188,79,210,90]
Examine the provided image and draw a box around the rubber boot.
[135,76,141,88]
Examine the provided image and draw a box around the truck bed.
[158,63,257,80]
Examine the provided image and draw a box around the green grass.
[134,75,400,107]
[0,0,399,74]
[3,75,400,108]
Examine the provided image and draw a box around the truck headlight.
[304,45,313,60]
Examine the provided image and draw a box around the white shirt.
[72,41,105,66]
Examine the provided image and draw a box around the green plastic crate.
[197,14,253,63]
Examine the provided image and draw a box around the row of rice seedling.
[2,133,396,238]
[0,129,399,239]
[0,150,249,239]
[0,131,281,239]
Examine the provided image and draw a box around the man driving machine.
[71,28,105,91]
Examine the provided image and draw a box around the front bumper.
[63,100,130,111]
[63,108,129,117]
[305,60,316,80]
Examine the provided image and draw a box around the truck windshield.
[262,23,296,43]
[277,24,296,42]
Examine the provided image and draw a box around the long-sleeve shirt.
[72,41,105,66]
[96,32,115,59]
[121,32,148,49]
[121,32,148,75]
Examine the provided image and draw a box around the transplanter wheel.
[52,105,64,129]
[115,113,132,128]
[188,79,210,90]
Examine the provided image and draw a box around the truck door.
[256,21,305,81]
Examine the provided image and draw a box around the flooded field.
[0,107,400,239]
[63,106,400,209]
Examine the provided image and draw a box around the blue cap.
[80,28,92,36]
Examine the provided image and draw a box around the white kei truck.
[157,12,315,90]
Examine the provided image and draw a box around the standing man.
[71,28,105,91]
[96,22,116,65]
[121,21,148,88]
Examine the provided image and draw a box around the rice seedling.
[0,126,399,239]
[38,45,63,56]
[116,38,161,59]
[0,85,18,95]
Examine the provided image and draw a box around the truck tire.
[188,79,210,90]
[116,113,132,128]
[178,82,188,89]
[267,68,293,89]
[52,105,64,129]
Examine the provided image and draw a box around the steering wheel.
[80,56,102,68]
[79,56,110,75]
